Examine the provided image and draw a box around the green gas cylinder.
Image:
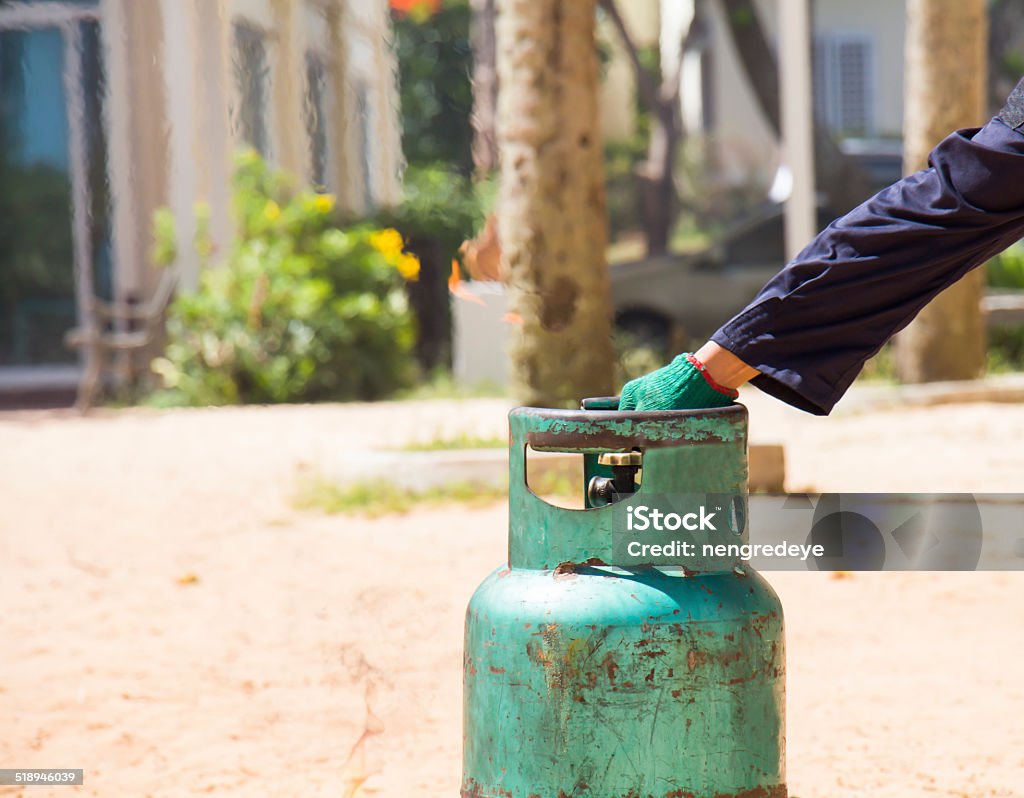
[462,400,786,798]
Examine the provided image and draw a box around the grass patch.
[987,325,1024,374]
[394,432,507,452]
[293,476,507,517]
[397,371,507,401]
[293,470,578,517]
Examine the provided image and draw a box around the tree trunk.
[496,0,614,405]
[894,0,987,383]
[637,105,679,256]
[470,0,499,175]
[600,0,699,257]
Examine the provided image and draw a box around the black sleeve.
[711,111,1024,415]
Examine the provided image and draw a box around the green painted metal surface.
[462,404,786,798]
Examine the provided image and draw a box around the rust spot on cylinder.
[603,653,618,684]
[553,557,607,576]
[687,649,709,672]
[718,787,787,798]
[661,787,787,798]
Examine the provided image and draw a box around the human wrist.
[693,341,759,390]
[684,353,738,399]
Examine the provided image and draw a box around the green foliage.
[391,0,474,172]
[0,163,74,302]
[152,150,418,405]
[376,164,490,260]
[987,244,1024,289]
[614,333,665,386]
[605,136,648,240]
[988,326,1024,373]
[987,283,1024,372]
[857,343,898,384]
[151,208,177,269]
[369,164,490,372]
[603,43,657,241]
[985,246,1024,373]
[0,163,77,364]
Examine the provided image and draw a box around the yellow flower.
[369,228,404,262]
[396,252,420,281]
[263,200,281,222]
[312,193,335,214]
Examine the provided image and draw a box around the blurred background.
[1,0,1023,410]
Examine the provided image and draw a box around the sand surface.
[1,397,1023,797]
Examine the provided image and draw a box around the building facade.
[599,0,906,187]
[0,0,401,389]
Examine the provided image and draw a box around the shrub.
[988,242,1024,289]
[379,164,489,258]
[372,163,491,372]
[391,0,474,173]
[151,151,418,405]
[986,244,1024,373]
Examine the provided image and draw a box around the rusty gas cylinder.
[462,399,786,798]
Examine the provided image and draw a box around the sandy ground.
[1,395,1023,797]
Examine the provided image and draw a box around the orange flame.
[448,259,486,306]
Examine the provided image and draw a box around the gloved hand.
[618,353,738,411]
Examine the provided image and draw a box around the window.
[304,52,330,189]
[232,22,270,156]
[813,33,874,136]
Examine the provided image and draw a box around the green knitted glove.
[619,353,738,411]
